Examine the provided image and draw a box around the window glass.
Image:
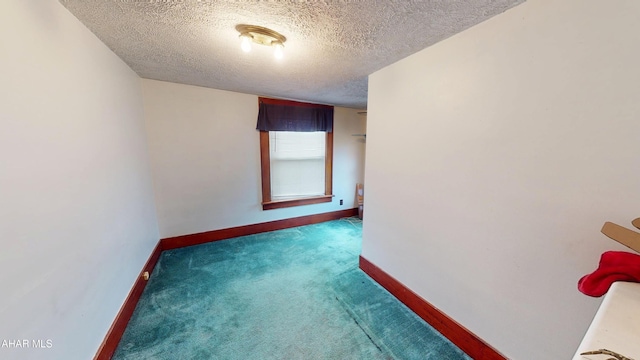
[269,131,326,200]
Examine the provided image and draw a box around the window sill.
[262,195,333,210]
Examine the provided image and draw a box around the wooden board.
[356,183,364,205]
[601,222,640,254]
[632,218,640,231]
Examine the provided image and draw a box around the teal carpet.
[113,218,470,360]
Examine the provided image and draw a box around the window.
[270,131,325,199]
[260,130,333,210]
[256,97,334,210]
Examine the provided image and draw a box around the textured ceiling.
[59,0,524,109]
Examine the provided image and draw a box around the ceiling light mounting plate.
[235,24,286,47]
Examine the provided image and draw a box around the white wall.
[142,79,366,238]
[362,0,640,358]
[0,1,159,359]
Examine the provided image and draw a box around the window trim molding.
[259,130,333,210]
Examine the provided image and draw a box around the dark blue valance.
[256,97,333,132]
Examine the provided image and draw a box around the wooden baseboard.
[161,208,358,250]
[94,209,358,359]
[359,256,507,360]
[94,241,164,360]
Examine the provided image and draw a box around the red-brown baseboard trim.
[359,256,507,360]
[161,208,358,250]
[94,209,358,359]
[94,241,164,360]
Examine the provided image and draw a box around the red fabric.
[578,251,640,297]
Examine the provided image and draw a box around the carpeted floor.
[113,218,470,359]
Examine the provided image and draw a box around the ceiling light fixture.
[235,24,287,59]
